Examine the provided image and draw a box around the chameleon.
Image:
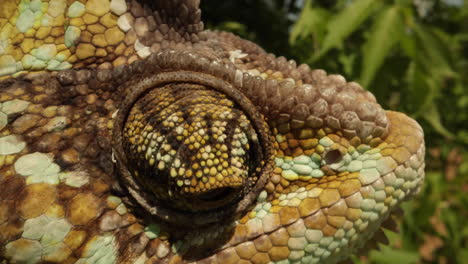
[0,0,425,263]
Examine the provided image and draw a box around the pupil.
[324,149,342,164]
[197,187,236,202]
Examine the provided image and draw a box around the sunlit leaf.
[412,24,455,78]
[405,61,455,141]
[338,52,358,77]
[312,0,378,61]
[289,0,329,45]
[405,62,432,113]
[398,5,417,55]
[360,5,404,87]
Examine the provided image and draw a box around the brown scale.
[0,72,127,260]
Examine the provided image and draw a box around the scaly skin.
[0,1,425,263]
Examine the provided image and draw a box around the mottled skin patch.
[0,1,425,264]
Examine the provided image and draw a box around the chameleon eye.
[112,51,274,226]
[324,149,343,164]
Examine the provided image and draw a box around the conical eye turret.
[112,51,274,226]
[123,84,260,211]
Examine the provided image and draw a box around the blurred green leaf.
[458,130,468,145]
[422,105,455,140]
[406,60,455,139]
[426,171,445,202]
[338,52,358,77]
[289,0,329,46]
[313,0,378,61]
[460,249,468,264]
[360,5,404,87]
[405,62,432,113]
[215,21,249,38]
[369,245,419,264]
[412,24,456,78]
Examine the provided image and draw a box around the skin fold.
[0,1,425,263]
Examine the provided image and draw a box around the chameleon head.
[112,50,425,262]
[0,0,425,263]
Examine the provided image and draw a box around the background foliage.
[202,0,468,263]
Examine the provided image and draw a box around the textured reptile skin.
[0,1,425,263]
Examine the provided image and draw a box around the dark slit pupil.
[324,149,342,164]
[197,187,236,201]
